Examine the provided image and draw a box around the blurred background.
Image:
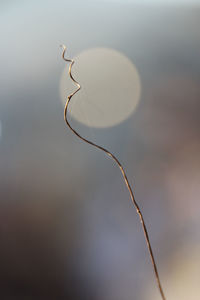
[0,0,200,299]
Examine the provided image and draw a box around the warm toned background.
[0,0,200,299]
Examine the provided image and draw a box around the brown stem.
[60,45,166,300]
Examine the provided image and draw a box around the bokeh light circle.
[60,47,141,128]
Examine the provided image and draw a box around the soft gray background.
[0,0,200,299]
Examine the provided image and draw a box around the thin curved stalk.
[60,45,166,300]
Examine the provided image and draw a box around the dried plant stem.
[60,45,166,300]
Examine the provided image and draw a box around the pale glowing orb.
[60,48,141,128]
